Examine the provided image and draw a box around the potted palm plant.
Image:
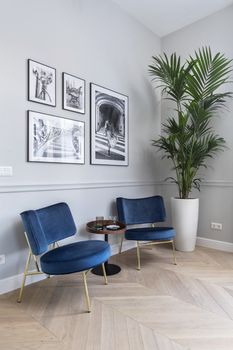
[149,47,232,251]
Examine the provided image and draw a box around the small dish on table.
[106,224,120,230]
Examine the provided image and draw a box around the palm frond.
[149,47,232,198]
[149,52,195,103]
[186,47,232,101]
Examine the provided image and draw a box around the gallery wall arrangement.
[27,59,129,166]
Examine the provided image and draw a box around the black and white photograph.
[28,59,56,106]
[28,111,84,164]
[63,73,85,114]
[90,83,128,166]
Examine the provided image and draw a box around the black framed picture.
[28,59,56,106]
[28,110,85,164]
[62,72,85,114]
[90,83,128,166]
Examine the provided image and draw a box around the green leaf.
[149,47,232,198]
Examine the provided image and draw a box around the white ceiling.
[111,0,233,37]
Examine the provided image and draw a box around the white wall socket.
[0,255,5,264]
[211,222,222,230]
[0,166,13,177]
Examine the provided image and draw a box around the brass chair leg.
[102,263,108,285]
[136,241,141,271]
[17,232,45,303]
[119,234,124,254]
[172,240,177,265]
[17,251,31,303]
[82,271,91,313]
[32,255,40,272]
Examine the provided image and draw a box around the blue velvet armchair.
[18,202,111,312]
[116,196,176,269]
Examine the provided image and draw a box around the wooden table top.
[86,220,126,235]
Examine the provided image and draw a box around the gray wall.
[0,0,161,279]
[161,6,233,243]
[2,0,232,283]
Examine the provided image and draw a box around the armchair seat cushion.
[40,240,111,275]
[125,227,175,241]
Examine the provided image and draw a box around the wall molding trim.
[159,180,233,188]
[0,241,136,295]
[0,180,159,194]
[196,236,233,252]
[1,179,232,194]
[201,180,233,188]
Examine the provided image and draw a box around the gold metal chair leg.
[102,263,108,285]
[82,271,91,313]
[17,251,31,303]
[119,234,124,254]
[32,254,40,272]
[136,241,141,271]
[172,240,177,265]
[18,233,45,303]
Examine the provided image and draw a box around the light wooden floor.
[2,245,233,349]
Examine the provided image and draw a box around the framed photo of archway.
[90,83,128,166]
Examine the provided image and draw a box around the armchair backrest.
[20,202,76,255]
[116,196,166,225]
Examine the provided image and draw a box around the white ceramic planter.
[171,197,199,252]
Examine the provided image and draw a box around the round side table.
[86,220,125,276]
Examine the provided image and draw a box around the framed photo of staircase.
[28,110,85,164]
[90,83,128,166]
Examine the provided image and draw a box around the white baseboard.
[0,241,136,296]
[196,236,233,253]
[2,238,233,295]
[0,271,47,296]
[110,240,136,255]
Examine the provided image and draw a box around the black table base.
[91,263,121,276]
[91,232,121,276]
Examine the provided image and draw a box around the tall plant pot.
[171,197,199,252]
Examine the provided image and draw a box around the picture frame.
[28,59,56,107]
[62,72,85,114]
[28,110,85,164]
[90,83,128,166]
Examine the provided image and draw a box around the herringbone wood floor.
[2,245,233,349]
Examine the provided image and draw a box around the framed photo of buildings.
[62,73,85,114]
[90,83,128,166]
[28,59,56,106]
[28,111,85,164]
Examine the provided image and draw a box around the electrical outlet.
[211,222,222,231]
[0,166,13,177]
[0,255,5,264]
